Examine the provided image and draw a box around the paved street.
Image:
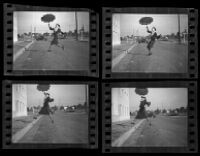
[122,115,187,147]
[13,39,89,71]
[112,41,188,73]
[18,110,88,144]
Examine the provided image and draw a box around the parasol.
[41,14,56,23]
[139,17,153,25]
[135,88,148,96]
[37,84,50,92]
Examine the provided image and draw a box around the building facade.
[112,14,121,46]
[12,84,28,118]
[112,88,130,122]
[14,12,18,42]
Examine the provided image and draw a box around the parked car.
[160,36,168,41]
[64,106,75,112]
[35,35,45,41]
[137,37,148,44]
[147,111,156,118]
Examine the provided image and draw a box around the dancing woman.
[48,23,65,51]
[146,26,161,55]
[39,92,54,123]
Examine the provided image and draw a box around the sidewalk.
[112,41,138,68]
[112,41,135,59]
[12,114,37,135]
[12,114,42,143]
[112,117,145,146]
[13,40,35,62]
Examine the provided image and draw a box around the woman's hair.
[141,96,146,99]
[152,27,156,31]
[44,92,50,96]
[56,24,60,28]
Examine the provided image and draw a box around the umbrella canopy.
[135,88,148,96]
[139,17,153,25]
[41,14,56,23]
[37,84,50,92]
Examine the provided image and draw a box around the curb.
[13,40,34,62]
[12,115,43,143]
[112,119,145,147]
[112,43,138,68]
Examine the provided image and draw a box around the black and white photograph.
[112,14,188,73]
[13,11,89,71]
[112,88,188,147]
[12,84,88,144]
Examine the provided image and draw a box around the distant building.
[112,88,130,122]
[112,14,121,46]
[12,84,28,118]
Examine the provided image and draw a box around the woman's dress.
[39,97,54,115]
[147,29,161,50]
[49,27,63,45]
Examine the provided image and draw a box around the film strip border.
[90,10,99,77]
[102,81,198,153]
[3,3,99,77]
[2,81,98,149]
[188,8,198,79]
[102,7,198,79]
[88,82,98,148]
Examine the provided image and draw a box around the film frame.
[3,3,99,77]
[102,7,198,79]
[2,80,98,149]
[102,81,198,153]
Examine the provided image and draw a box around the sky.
[25,84,88,107]
[113,14,188,37]
[113,88,187,112]
[14,11,89,34]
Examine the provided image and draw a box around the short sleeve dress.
[39,97,54,115]
[49,26,63,45]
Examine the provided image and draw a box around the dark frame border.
[2,80,98,149]
[102,81,198,153]
[4,3,99,77]
[102,7,198,79]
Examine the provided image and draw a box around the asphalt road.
[18,110,88,144]
[122,115,187,147]
[13,39,89,71]
[112,41,188,73]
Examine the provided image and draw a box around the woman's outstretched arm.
[146,26,152,34]
[48,23,54,31]
[57,28,64,35]
[156,34,162,39]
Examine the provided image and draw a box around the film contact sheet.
[1,2,199,153]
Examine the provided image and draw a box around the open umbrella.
[139,17,153,25]
[135,88,148,96]
[37,84,50,92]
[41,14,55,23]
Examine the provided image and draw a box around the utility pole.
[75,12,78,41]
[85,85,88,113]
[178,14,181,44]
